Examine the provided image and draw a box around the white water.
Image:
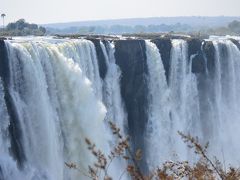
[101,41,126,129]
[0,78,24,180]
[100,41,128,178]
[145,38,240,169]
[145,39,201,167]
[145,41,171,168]
[2,37,240,179]
[1,39,125,180]
[210,40,240,165]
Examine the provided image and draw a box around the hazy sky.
[1,0,240,24]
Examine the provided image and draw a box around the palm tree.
[1,13,6,28]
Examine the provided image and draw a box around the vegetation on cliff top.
[0,19,46,36]
[47,20,240,37]
[1,18,240,37]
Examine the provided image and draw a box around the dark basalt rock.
[0,40,25,167]
[89,39,107,79]
[0,166,3,180]
[202,41,215,73]
[114,39,149,172]
[151,38,172,82]
[0,40,10,84]
[187,38,205,73]
[229,38,240,51]
[0,37,7,40]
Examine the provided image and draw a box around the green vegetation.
[48,20,240,36]
[66,121,240,180]
[228,20,240,34]
[47,23,192,35]
[0,19,46,36]
[1,18,240,37]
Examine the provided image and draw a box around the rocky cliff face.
[187,38,205,73]
[151,38,172,82]
[114,40,149,171]
[89,39,108,80]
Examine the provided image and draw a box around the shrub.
[66,121,240,180]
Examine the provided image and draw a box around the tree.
[1,13,6,28]
[228,20,240,34]
[15,19,26,30]
[38,26,46,34]
[1,19,46,36]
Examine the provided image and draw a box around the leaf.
[135,149,142,161]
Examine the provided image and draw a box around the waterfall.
[0,39,116,180]
[101,41,126,129]
[145,40,171,168]
[1,36,240,179]
[209,40,240,165]
[0,78,23,180]
[145,38,240,167]
[100,41,128,178]
[145,39,201,167]
[168,39,201,161]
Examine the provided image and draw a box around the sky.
[1,0,240,24]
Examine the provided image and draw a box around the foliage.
[0,19,46,36]
[228,20,240,34]
[65,121,240,180]
[46,23,192,35]
[47,20,240,36]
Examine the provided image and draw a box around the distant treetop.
[1,19,46,36]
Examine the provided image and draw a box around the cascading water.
[1,36,240,179]
[0,39,124,180]
[0,78,22,180]
[145,40,171,168]
[100,41,126,129]
[145,39,201,168]
[145,37,240,168]
[168,39,202,161]
[209,39,240,165]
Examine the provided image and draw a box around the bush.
[65,121,240,180]
[0,19,46,36]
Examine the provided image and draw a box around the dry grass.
[65,121,240,180]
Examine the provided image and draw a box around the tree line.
[0,19,46,36]
[47,20,240,36]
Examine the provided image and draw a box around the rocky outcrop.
[89,39,108,79]
[230,38,240,51]
[114,39,149,172]
[0,40,25,167]
[152,37,207,80]
[151,38,172,82]
[202,41,215,73]
[187,38,205,73]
